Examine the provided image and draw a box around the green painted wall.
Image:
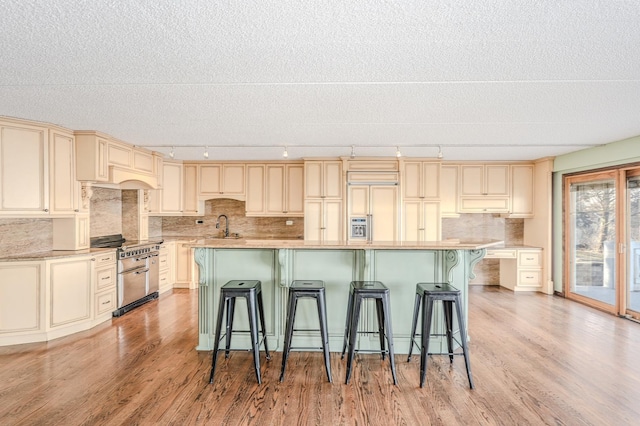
[552,135,640,292]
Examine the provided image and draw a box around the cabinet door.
[245,164,265,214]
[510,164,534,217]
[175,242,194,288]
[402,200,422,241]
[324,199,343,241]
[422,162,440,199]
[147,189,160,214]
[161,162,183,213]
[486,165,509,196]
[199,164,222,195]
[285,164,304,215]
[348,186,369,217]
[370,185,398,242]
[304,199,323,241]
[265,165,285,215]
[183,164,198,214]
[460,165,484,196]
[0,262,43,333]
[324,161,343,198]
[49,130,78,214]
[440,165,459,217]
[305,161,323,198]
[403,162,422,199]
[0,123,48,213]
[221,164,245,195]
[423,201,441,241]
[48,257,92,327]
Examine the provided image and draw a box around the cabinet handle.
[320,227,326,230]
[91,258,96,261]
[43,208,49,212]
[101,300,111,305]
[75,209,79,212]
[525,276,534,279]
[525,257,535,261]
[101,276,110,280]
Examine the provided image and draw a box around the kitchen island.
[190,239,502,354]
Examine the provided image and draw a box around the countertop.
[0,247,117,262]
[186,238,504,250]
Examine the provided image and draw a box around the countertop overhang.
[186,238,504,250]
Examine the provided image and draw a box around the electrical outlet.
[285,220,293,226]
[195,220,204,225]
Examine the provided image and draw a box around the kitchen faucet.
[216,214,229,238]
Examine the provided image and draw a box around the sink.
[206,234,242,239]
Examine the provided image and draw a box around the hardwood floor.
[2,286,640,425]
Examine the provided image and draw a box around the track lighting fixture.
[396,146,402,158]
[283,146,288,158]
[203,146,209,159]
[169,146,175,159]
[350,145,356,159]
[437,145,443,159]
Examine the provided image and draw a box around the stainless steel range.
[90,234,163,317]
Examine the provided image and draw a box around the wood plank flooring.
[1,286,640,425]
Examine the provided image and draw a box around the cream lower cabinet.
[175,241,197,289]
[0,262,45,343]
[402,201,441,241]
[46,256,93,330]
[158,241,176,294]
[93,252,117,323]
[304,199,343,241]
[485,248,543,292]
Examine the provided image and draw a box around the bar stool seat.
[407,282,474,389]
[280,280,332,382]
[341,280,397,385]
[209,280,270,384]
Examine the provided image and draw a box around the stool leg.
[246,294,262,384]
[375,298,386,360]
[224,297,236,358]
[407,292,421,362]
[443,300,454,363]
[209,294,227,383]
[317,292,333,383]
[279,292,298,382]
[341,288,355,359]
[381,294,397,385]
[345,295,362,384]
[454,296,474,389]
[257,291,270,359]
[420,296,434,388]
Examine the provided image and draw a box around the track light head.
[283,146,288,158]
[396,146,402,158]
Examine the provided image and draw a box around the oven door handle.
[133,268,150,275]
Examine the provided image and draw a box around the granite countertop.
[186,238,504,250]
[0,247,117,262]
[485,244,543,250]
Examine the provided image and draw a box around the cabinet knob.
[43,208,49,212]
[74,209,79,212]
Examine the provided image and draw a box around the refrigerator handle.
[367,214,372,242]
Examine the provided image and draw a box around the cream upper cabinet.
[49,128,79,215]
[440,164,459,217]
[0,120,49,214]
[459,163,510,213]
[246,163,304,216]
[510,164,535,218]
[74,131,109,182]
[182,164,199,215]
[265,164,304,216]
[245,164,265,215]
[402,161,440,200]
[305,160,343,199]
[160,161,183,214]
[198,163,245,199]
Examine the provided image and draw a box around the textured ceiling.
[1,0,640,161]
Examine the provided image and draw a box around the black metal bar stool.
[407,282,474,389]
[280,280,332,382]
[341,281,397,385]
[209,280,270,384]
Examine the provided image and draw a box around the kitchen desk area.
[189,238,501,354]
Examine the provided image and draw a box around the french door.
[565,166,640,320]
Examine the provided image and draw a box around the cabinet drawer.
[519,251,541,267]
[159,251,169,271]
[95,289,116,316]
[518,270,541,286]
[95,252,116,268]
[159,270,172,293]
[485,249,516,259]
[95,266,116,291]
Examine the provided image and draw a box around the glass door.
[625,172,640,319]
[565,171,618,313]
